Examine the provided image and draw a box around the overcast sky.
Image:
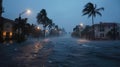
[2,0,120,32]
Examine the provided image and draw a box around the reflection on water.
[43,38,50,42]
[3,40,13,44]
[77,39,90,44]
[34,42,43,53]
[9,40,13,44]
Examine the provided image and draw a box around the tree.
[52,23,55,28]
[48,19,53,30]
[81,25,91,39]
[0,0,4,17]
[55,25,59,30]
[71,25,81,37]
[106,25,118,40]
[82,2,104,39]
[36,9,49,37]
[15,17,29,42]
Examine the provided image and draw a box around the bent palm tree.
[37,9,49,37]
[82,2,104,39]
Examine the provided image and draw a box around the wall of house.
[3,22,13,32]
[117,23,120,38]
[94,23,118,39]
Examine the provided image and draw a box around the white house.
[94,22,120,39]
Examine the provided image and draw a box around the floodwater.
[0,35,120,67]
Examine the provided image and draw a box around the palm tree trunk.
[92,16,95,40]
[43,27,46,38]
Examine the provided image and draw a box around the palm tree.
[52,23,55,28]
[73,25,80,32]
[37,9,49,37]
[55,25,59,30]
[82,2,104,39]
[48,19,53,30]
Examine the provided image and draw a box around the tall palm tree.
[82,2,104,39]
[37,9,49,37]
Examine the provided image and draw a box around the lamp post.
[17,9,31,41]
[19,9,31,18]
[18,9,31,33]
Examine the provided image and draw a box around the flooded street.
[47,36,120,67]
[0,35,120,67]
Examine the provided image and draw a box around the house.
[0,17,17,41]
[94,22,120,39]
[0,0,30,42]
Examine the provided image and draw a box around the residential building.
[0,17,17,40]
[94,22,120,39]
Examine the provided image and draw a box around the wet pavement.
[0,35,120,67]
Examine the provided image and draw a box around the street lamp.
[37,26,40,30]
[79,23,84,38]
[17,9,31,40]
[80,23,83,27]
[19,9,31,17]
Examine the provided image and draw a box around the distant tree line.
[36,9,66,38]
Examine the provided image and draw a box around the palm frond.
[96,11,102,16]
[96,7,104,11]
[88,13,92,18]
[82,12,89,16]
[94,4,97,9]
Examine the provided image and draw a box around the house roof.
[0,17,16,25]
[93,22,118,27]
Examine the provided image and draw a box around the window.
[100,33,104,37]
[99,25,105,32]
[108,25,111,28]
